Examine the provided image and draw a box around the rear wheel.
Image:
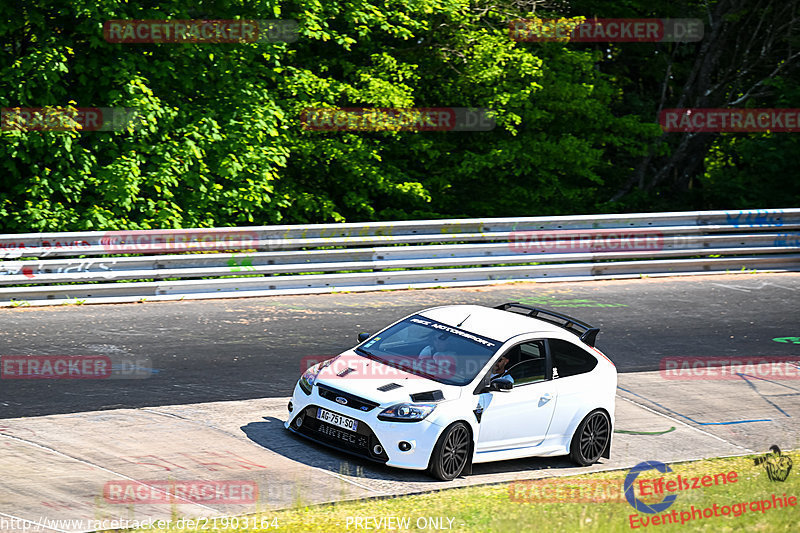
[428,422,470,481]
[569,410,610,466]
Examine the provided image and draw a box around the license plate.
[316,407,358,432]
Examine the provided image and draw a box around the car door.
[474,341,557,453]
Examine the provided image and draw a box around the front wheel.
[428,422,471,481]
[569,410,610,466]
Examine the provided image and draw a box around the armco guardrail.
[0,209,798,306]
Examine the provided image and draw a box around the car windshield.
[356,315,501,385]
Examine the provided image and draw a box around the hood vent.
[410,390,444,402]
[377,383,402,392]
[337,367,356,377]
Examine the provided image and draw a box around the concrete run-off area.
[0,388,775,533]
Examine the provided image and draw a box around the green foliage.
[0,0,793,232]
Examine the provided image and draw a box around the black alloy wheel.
[429,422,470,480]
[569,410,610,466]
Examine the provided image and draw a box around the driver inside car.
[419,332,457,358]
[490,355,510,378]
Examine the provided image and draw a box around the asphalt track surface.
[2,273,799,419]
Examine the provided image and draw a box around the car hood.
[313,350,462,405]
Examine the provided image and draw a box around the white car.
[285,302,617,480]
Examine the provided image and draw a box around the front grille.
[292,405,388,462]
[317,383,380,412]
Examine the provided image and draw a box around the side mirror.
[489,375,514,391]
[357,332,371,342]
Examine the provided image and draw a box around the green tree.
[0,0,683,232]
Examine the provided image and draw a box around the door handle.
[540,393,553,403]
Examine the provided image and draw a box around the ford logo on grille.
[335,396,348,405]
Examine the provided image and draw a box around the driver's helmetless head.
[493,355,510,374]
[433,332,449,349]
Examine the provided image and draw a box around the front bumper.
[285,382,443,470]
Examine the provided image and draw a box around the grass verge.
[128,451,799,533]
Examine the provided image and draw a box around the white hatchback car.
[286,303,617,480]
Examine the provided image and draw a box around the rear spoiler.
[494,302,600,347]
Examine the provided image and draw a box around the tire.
[569,410,611,466]
[428,422,471,481]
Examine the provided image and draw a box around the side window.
[549,339,597,378]
[519,342,542,360]
[505,341,546,385]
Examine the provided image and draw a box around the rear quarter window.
[549,338,597,378]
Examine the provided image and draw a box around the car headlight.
[298,357,336,395]
[378,403,437,422]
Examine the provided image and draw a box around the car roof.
[418,304,567,343]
